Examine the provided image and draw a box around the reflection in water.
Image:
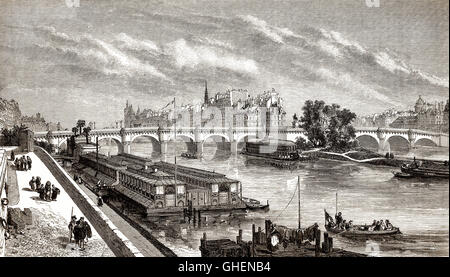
[101,143,449,257]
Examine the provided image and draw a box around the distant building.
[204,84,286,129]
[123,83,287,130]
[389,96,448,133]
[20,113,62,132]
[124,101,171,128]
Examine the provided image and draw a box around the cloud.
[239,15,301,44]
[315,67,394,104]
[115,33,160,53]
[165,38,258,75]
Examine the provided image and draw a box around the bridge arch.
[130,135,161,157]
[167,134,197,154]
[130,134,159,143]
[356,135,379,151]
[386,135,410,153]
[414,137,438,147]
[97,137,123,156]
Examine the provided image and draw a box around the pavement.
[6,152,114,257]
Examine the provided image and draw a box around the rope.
[273,182,298,221]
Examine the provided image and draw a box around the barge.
[241,139,307,169]
[394,159,449,179]
[72,153,269,217]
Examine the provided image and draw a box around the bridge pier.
[160,141,168,156]
[196,142,203,157]
[230,141,237,155]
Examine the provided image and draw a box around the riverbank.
[302,147,423,167]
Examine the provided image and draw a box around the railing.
[34,126,447,139]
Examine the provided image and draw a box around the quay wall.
[34,147,144,257]
[0,149,8,257]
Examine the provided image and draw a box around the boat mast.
[335,191,338,215]
[174,97,177,184]
[298,175,301,229]
[174,97,178,205]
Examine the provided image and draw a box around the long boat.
[324,211,401,238]
[325,224,401,237]
[399,160,449,179]
[240,139,305,169]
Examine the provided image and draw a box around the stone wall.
[34,147,144,257]
[0,149,8,257]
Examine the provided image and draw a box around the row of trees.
[294,100,357,150]
[1,124,28,146]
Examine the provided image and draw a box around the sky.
[0,0,448,128]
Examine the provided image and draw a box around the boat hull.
[325,226,401,237]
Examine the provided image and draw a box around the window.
[211,184,219,193]
[156,186,164,195]
[177,185,185,194]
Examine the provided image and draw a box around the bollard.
[315,229,321,257]
[202,232,207,248]
[328,237,333,253]
[252,224,256,257]
[258,227,262,244]
[323,232,329,253]
[238,229,243,244]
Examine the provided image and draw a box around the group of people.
[68,215,92,251]
[334,212,354,230]
[366,219,394,231]
[14,155,32,171]
[29,176,60,201]
[327,211,395,232]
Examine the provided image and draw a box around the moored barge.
[241,139,306,169]
[395,159,449,179]
[72,153,269,217]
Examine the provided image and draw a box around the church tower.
[204,80,209,105]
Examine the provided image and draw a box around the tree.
[298,100,356,149]
[82,126,91,144]
[1,124,28,146]
[299,100,327,147]
[72,127,79,136]
[76,120,86,135]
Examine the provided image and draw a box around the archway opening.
[202,135,231,160]
[166,135,196,157]
[98,138,121,156]
[131,135,161,158]
[356,135,379,152]
[387,136,410,155]
[414,138,437,147]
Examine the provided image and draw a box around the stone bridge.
[33,126,448,155]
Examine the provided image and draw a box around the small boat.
[242,197,270,212]
[325,224,401,237]
[392,171,414,179]
[324,209,401,238]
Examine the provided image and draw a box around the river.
[98,141,449,257]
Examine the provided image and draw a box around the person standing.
[97,196,103,207]
[26,156,32,170]
[44,181,52,201]
[29,177,36,191]
[10,150,15,161]
[36,177,42,190]
[51,185,60,201]
[68,215,77,243]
